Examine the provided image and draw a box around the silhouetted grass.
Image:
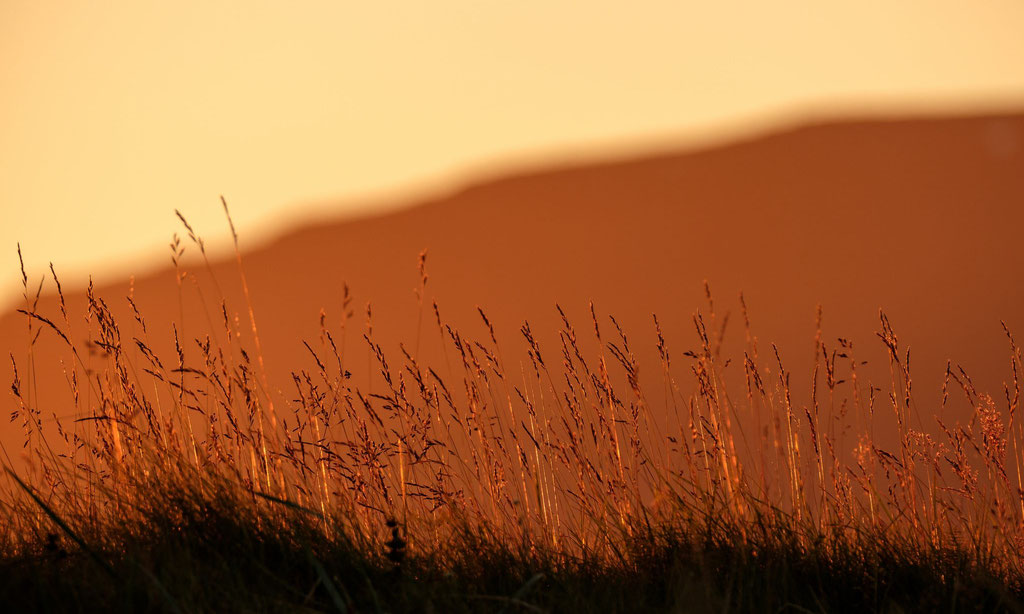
[3,468,1021,612]
[5,207,1024,612]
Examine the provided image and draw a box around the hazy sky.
[3,1,1024,304]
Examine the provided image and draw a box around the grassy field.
[4,210,1024,612]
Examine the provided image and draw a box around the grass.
[4,205,1024,612]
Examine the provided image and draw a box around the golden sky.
[3,1,1024,304]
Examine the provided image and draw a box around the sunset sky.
[3,1,1024,305]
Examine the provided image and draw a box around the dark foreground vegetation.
[4,208,1024,612]
[2,470,1022,613]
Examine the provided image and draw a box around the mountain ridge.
[3,110,1023,457]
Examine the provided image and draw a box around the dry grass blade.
[4,467,117,578]
[306,547,350,613]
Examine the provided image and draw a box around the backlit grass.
[4,207,1024,612]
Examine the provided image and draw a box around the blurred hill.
[4,111,1024,457]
